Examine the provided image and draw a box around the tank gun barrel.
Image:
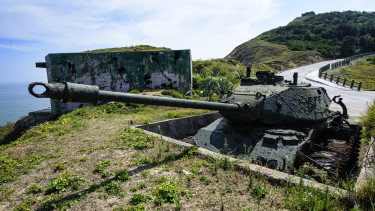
[28,82,240,112]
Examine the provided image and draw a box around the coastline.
[0,82,50,127]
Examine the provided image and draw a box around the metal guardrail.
[321,72,362,90]
[318,52,375,91]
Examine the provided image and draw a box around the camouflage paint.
[43,50,192,115]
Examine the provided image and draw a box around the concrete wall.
[43,50,192,115]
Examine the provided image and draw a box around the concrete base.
[14,108,52,131]
[137,112,221,139]
[356,137,375,189]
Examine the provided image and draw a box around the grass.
[83,45,171,53]
[329,56,375,90]
[226,39,323,71]
[45,171,85,194]
[0,101,374,210]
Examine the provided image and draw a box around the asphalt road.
[277,60,375,122]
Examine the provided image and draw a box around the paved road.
[278,60,375,122]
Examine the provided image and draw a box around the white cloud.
[0,0,279,59]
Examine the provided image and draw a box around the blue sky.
[0,0,374,83]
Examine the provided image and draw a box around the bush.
[361,100,375,143]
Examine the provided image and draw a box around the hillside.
[83,45,171,53]
[226,39,323,71]
[227,11,375,71]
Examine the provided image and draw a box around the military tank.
[28,71,361,177]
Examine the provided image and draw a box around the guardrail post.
[343,78,347,87]
[319,70,322,78]
[330,74,334,82]
[324,72,328,79]
[336,76,340,84]
[350,80,355,89]
[358,82,362,91]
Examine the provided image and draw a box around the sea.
[0,82,50,127]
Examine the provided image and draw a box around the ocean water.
[0,82,50,127]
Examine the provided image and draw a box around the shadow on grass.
[35,146,198,210]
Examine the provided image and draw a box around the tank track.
[298,118,362,178]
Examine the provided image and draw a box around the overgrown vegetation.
[191,59,247,101]
[261,11,375,58]
[227,11,375,70]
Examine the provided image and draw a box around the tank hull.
[194,117,327,170]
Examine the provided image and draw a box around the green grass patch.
[14,197,36,211]
[45,171,85,194]
[199,176,212,185]
[153,179,187,206]
[0,187,14,201]
[115,169,131,182]
[104,180,125,197]
[284,182,339,211]
[129,193,152,205]
[355,178,375,210]
[331,56,375,90]
[26,184,43,194]
[93,159,111,174]
[130,182,147,192]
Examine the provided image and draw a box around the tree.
[340,36,357,57]
[359,34,374,52]
[302,11,315,17]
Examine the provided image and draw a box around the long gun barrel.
[28,82,240,112]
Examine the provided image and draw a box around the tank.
[28,71,360,176]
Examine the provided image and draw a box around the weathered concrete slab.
[14,108,52,131]
[42,50,192,115]
[356,137,375,189]
[137,112,221,139]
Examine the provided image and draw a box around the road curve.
[277,60,375,122]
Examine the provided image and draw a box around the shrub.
[45,172,85,194]
[361,100,375,143]
[128,193,151,205]
[105,181,125,197]
[153,180,186,205]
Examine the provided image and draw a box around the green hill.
[83,45,171,53]
[227,11,375,71]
